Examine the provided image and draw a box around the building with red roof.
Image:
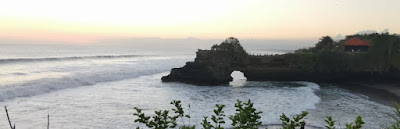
[344,38,370,52]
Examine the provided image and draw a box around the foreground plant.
[280,111,308,129]
[133,99,378,129]
[201,104,226,129]
[133,100,193,129]
[133,107,175,129]
[387,102,400,129]
[325,116,336,129]
[229,99,263,129]
[345,115,365,129]
[201,116,214,129]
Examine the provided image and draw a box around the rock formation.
[161,37,248,85]
[162,36,400,86]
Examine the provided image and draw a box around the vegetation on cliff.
[161,37,249,85]
[208,37,249,68]
[292,33,400,74]
[211,37,247,54]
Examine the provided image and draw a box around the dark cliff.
[162,37,248,85]
[162,35,400,85]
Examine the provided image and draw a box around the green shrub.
[345,115,365,129]
[132,99,381,129]
[325,116,336,129]
[211,104,226,129]
[201,104,226,129]
[279,111,308,129]
[133,108,176,129]
[171,100,191,125]
[201,116,214,129]
[229,99,262,129]
[133,100,193,129]
[387,102,400,129]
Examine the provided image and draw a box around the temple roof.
[344,38,370,46]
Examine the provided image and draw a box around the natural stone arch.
[229,70,247,87]
[162,37,249,85]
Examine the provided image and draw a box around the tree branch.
[4,106,15,129]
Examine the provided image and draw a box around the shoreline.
[335,82,400,107]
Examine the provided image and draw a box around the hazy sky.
[0,0,399,44]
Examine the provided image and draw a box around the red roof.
[344,38,370,46]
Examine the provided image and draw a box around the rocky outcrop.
[162,51,400,85]
[162,37,400,86]
[161,49,247,85]
[161,61,234,85]
[162,37,248,85]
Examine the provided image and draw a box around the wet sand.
[336,82,400,107]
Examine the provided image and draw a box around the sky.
[0,0,399,44]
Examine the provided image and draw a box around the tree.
[213,37,246,54]
[366,33,399,72]
[209,37,249,67]
[315,36,335,51]
[211,44,219,50]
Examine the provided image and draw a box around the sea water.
[0,44,395,128]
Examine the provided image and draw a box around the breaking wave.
[0,56,190,101]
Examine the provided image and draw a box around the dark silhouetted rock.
[162,37,400,86]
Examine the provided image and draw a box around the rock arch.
[229,71,247,87]
[161,45,249,85]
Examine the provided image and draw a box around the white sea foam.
[295,81,321,90]
[0,55,191,101]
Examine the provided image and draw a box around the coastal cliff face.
[162,52,400,85]
[162,36,400,85]
[162,37,248,85]
[161,50,245,85]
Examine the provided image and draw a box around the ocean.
[0,44,395,128]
